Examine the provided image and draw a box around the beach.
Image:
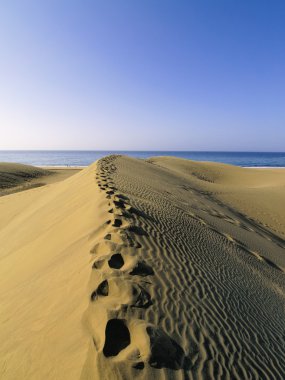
[0,155,285,379]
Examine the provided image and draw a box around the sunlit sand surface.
[0,156,285,379]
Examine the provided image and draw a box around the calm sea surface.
[0,151,285,167]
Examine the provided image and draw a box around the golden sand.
[0,156,284,379]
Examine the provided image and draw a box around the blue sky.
[0,1,284,150]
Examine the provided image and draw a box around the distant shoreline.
[245,166,285,169]
[36,164,285,169]
[37,165,87,169]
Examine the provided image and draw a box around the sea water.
[0,151,285,167]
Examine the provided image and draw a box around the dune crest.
[81,156,188,380]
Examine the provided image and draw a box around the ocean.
[0,151,285,168]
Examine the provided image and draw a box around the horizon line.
[0,149,285,153]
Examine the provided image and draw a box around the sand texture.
[0,162,50,190]
[0,162,81,196]
[0,155,285,379]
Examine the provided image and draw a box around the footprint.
[112,219,122,228]
[132,284,152,308]
[133,362,145,370]
[135,209,153,221]
[103,318,131,358]
[128,225,148,236]
[115,194,129,201]
[108,208,125,217]
[92,259,105,269]
[104,233,112,241]
[130,261,154,276]
[114,200,126,209]
[90,280,109,300]
[119,230,142,248]
[108,253,124,269]
[146,325,187,370]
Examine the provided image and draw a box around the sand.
[0,163,81,196]
[0,155,284,379]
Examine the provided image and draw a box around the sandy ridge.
[81,155,188,379]
[82,155,285,379]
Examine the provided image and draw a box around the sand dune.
[0,155,285,379]
[0,162,81,196]
[0,163,50,190]
[150,157,285,239]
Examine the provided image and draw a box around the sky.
[0,0,284,151]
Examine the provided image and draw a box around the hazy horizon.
[1,1,284,151]
[1,149,285,153]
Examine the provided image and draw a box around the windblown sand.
[0,162,81,196]
[0,155,284,379]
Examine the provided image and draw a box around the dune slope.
[0,155,285,380]
[0,164,99,379]
[0,162,50,188]
[0,163,81,196]
[82,155,285,380]
[150,156,285,239]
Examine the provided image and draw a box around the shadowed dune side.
[0,163,51,190]
[82,155,285,380]
[0,162,81,196]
